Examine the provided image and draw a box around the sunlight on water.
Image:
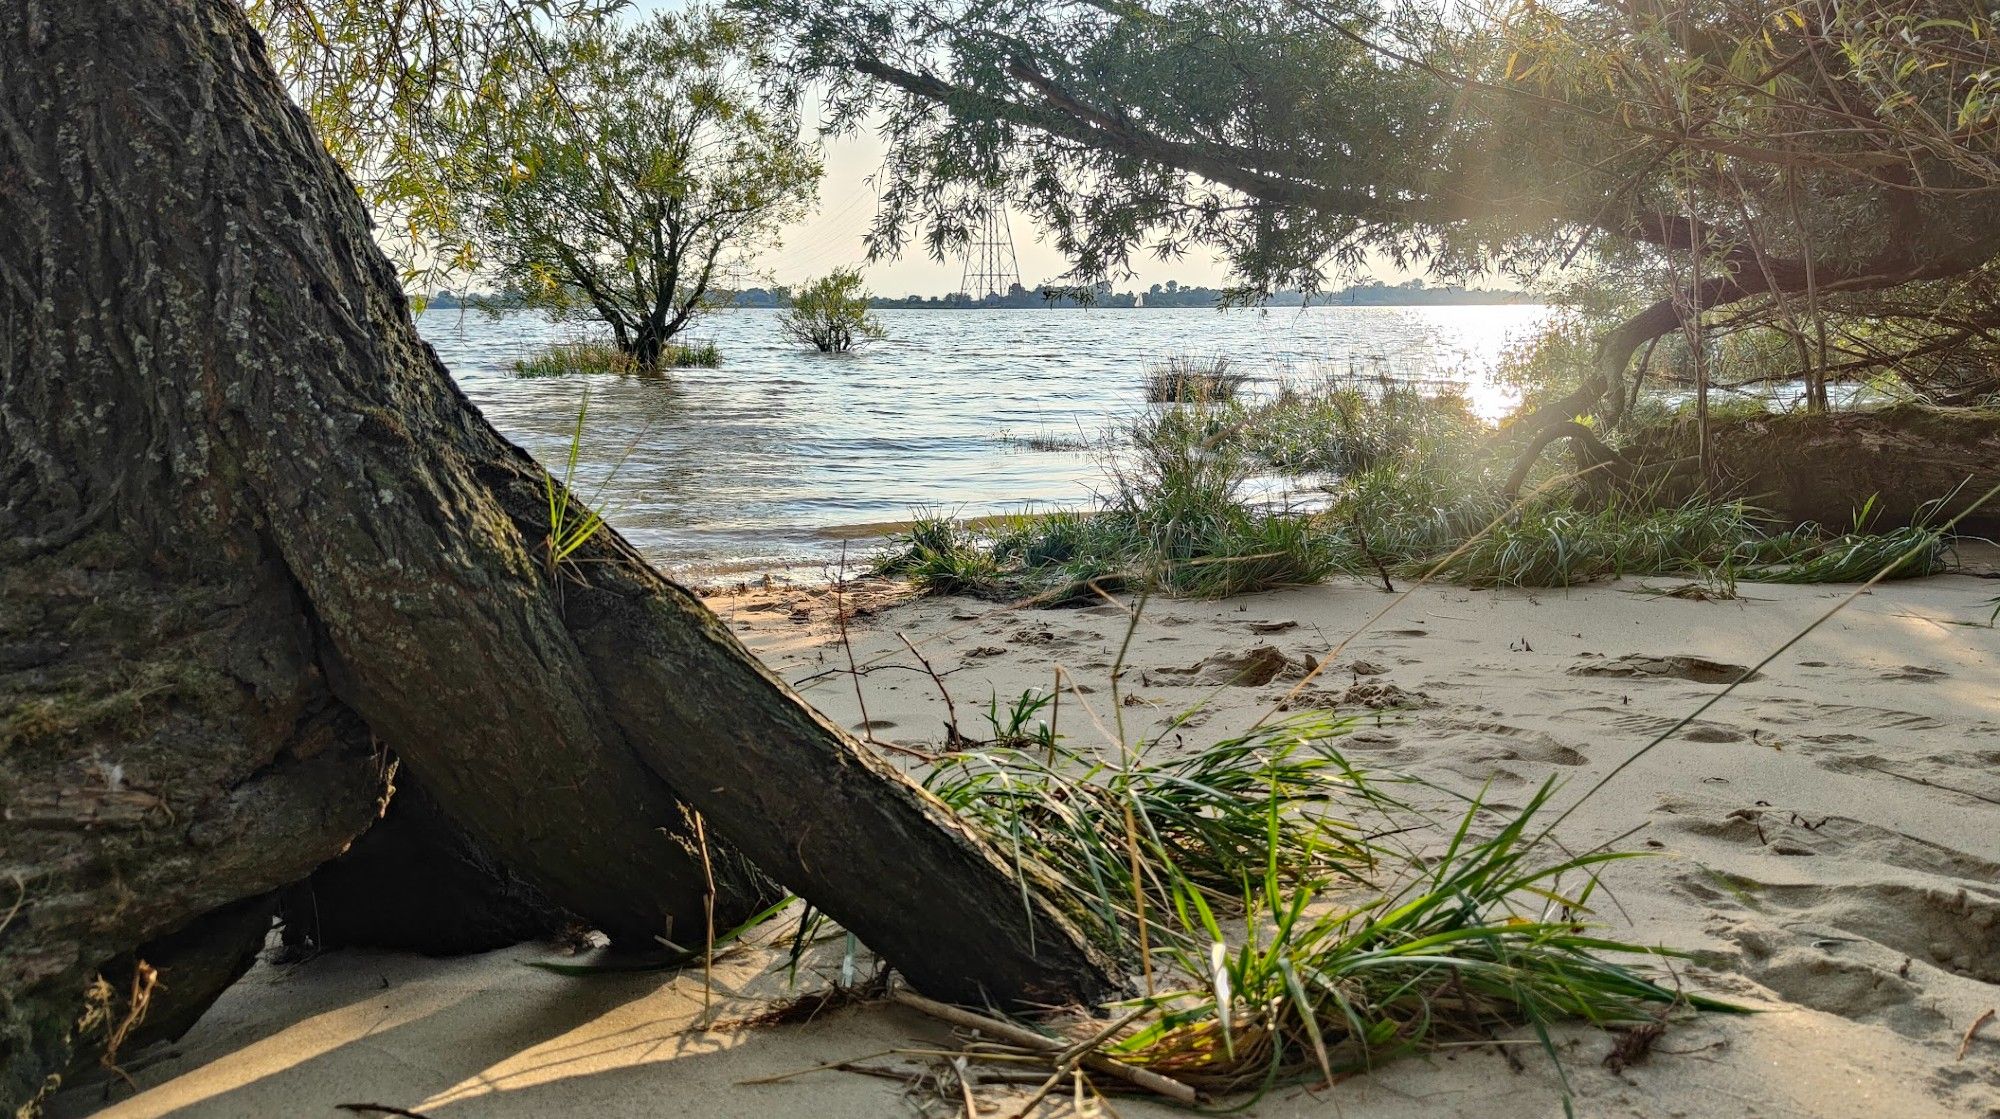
[420,304,1550,576]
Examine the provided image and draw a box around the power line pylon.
[959,192,1021,301]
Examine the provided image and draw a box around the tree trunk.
[1622,405,2000,534]
[0,2,1117,1106]
[631,327,664,372]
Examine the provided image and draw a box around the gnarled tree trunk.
[0,0,1116,1110]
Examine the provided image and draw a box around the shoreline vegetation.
[874,368,1965,603]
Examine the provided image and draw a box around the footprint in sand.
[1736,941,1942,1035]
[1435,718,1588,766]
[1658,803,2000,882]
[1569,654,1759,684]
[1755,698,1947,731]
[1150,645,1313,687]
[1687,864,2000,987]
[1818,751,2000,805]
[1880,664,1950,682]
[1766,881,2000,985]
[1682,873,1998,1041]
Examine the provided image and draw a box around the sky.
[623,0,1243,296]
[627,0,1426,298]
[750,123,1243,298]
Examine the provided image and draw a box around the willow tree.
[749,0,2000,470]
[463,11,821,370]
[0,1,1114,1109]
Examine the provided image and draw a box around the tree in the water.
[462,10,821,370]
[779,269,888,352]
[749,0,2000,449]
[0,1,1114,1109]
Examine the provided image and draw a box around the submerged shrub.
[779,268,886,353]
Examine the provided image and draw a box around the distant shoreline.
[860,293,1540,310]
[418,290,1544,312]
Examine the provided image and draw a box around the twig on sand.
[888,988,1199,1105]
[953,1055,981,1118]
[738,1049,903,1085]
[1848,762,2000,808]
[898,632,966,746]
[337,1105,436,1119]
[1003,1005,1155,1118]
[1960,1008,1996,1060]
[834,545,879,747]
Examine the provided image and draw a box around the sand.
[54,567,2000,1118]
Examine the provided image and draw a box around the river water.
[417,304,1551,578]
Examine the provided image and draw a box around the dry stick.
[694,811,717,1026]
[337,1106,436,1119]
[834,543,879,745]
[889,989,1199,1105]
[953,1055,981,1119]
[1107,591,1149,760]
[1016,1007,1160,1119]
[1960,1009,1996,1060]
[898,632,963,744]
[1546,478,2000,836]
[740,1047,904,1087]
[1120,800,1154,1000]
[1844,762,2000,808]
[1351,508,1396,593]
[1102,593,1157,996]
[1048,665,1062,766]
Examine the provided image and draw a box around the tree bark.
[0,2,1117,1106]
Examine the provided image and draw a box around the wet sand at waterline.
[56,570,2000,1118]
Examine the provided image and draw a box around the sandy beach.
[54,567,2000,1119]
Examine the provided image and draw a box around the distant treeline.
[739,278,1532,309]
[416,279,1532,312]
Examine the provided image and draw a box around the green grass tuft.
[512,338,720,376]
[920,699,1741,1100]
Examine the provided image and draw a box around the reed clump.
[512,338,720,377]
[1144,356,1250,404]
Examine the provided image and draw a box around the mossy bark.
[0,3,1118,1107]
